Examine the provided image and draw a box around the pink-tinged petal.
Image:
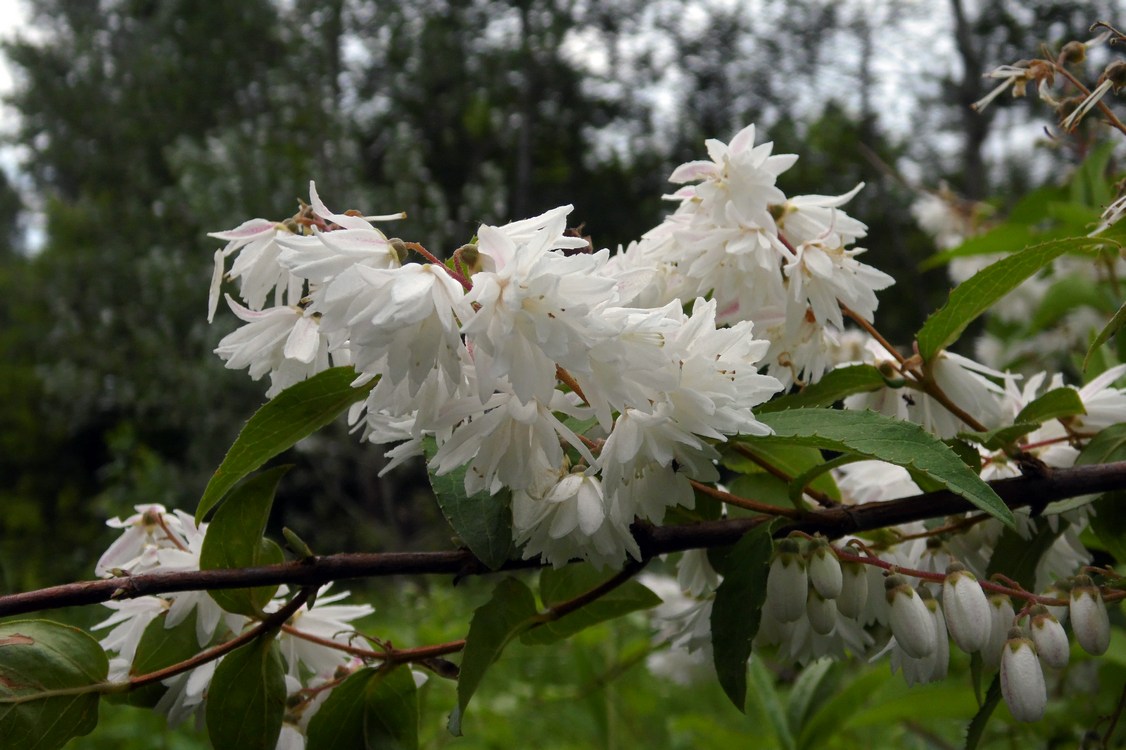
[207,219,278,241]
[668,160,718,184]
[309,180,375,231]
[207,249,225,323]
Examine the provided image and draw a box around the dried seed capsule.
[1000,627,1046,722]
[886,574,936,659]
[766,538,807,623]
[1070,575,1110,656]
[942,563,990,654]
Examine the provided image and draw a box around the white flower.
[765,540,808,623]
[941,564,991,654]
[207,219,297,321]
[886,590,948,686]
[806,589,838,635]
[512,470,639,569]
[1000,630,1047,722]
[1072,363,1126,433]
[1070,575,1111,656]
[92,596,167,663]
[885,576,936,660]
[835,562,869,620]
[1029,605,1069,669]
[982,594,1016,672]
[96,504,184,577]
[676,549,720,597]
[808,541,843,600]
[273,585,375,679]
[156,658,218,726]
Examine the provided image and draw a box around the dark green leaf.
[753,409,1014,527]
[0,620,108,750]
[1086,301,1126,371]
[449,578,538,735]
[423,438,514,571]
[1014,387,1085,425]
[759,365,886,412]
[916,237,1105,362]
[521,565,660,645]
[964,677,1002,750]
[786,658,836,731]
[200,466,289,617]
[126,612,205,708]
[364,666,419,750]
[796,668,889,750]
[306,666,420,750]
[748,659,794,750]
[723,442,841,502]
[197,366,374,521]
[957,423,1039,451]
[710,523,774,710]
[205,635,286,750]
[985,518,1065,591]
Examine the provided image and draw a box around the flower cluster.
[92,505,381,744]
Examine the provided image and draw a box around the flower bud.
[920,588,950,682]
[1059,40,1087,66]
[886,575,936,659]
[1044,580,1071,625]
[808,540,843,600]
[1028,605,1069,670]
[836,561,868,619]
[1000,628,1046,722]
[982,594,1016,672]
[1070,575,1110,656]
[807,588,838,635]
[942,563,990,654]
[766,538,807,623]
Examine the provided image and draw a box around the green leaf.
[964,676,1002,750]
[710,523,774,710]
[1014,387,1086,425]
[1078,424,1126,564]
[125,612,205,708]
[748,659,794,750]
[364,666,419,750]
[422,438,514,571]
[916,237,1105,362]
[796,667,889,750]
[752,409,1015,527]
[200,466,289,617]
[957,423,1039,451]
[449,578,538,736]
[205,635,286,750]
[197,366,374,521]
[1086,301,1126,371]
[1028,275,1108,334]
[1069,141,1114,208]
[521,564,661,645]
[985,518,1065,591]
[306,667,419,750]
[759,365,886,412]
[786,659,836,731]
[0,620,108,750]
[920,222,1040,271]
[723,442,841,503]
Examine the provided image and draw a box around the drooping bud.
[836,561,869,619]
[1000,628,1047,722]
[808,539,843,600]
[388,237,410,265]
[1044,580,1071,625]
[807,588,838,635]
[766,538,808,623]
[1070,575,1111,656]
[1028,604,1069,670]
[942,563,991,654]
[885,574,936,659]
[982,594,1016,672]
[1059,40,1087,66]
[920,588,950,682]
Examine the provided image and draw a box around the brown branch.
[4,462,1126,619]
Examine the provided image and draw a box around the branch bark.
[3,461,1125,619]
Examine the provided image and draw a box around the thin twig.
[731,443,834,508]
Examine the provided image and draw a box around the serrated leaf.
[206,635,286,750]
[710,523,774,711]
[0,620,108,750]
[200,466,289,617]
[422,438,514,571]
[306,666,419,750]
[916,237,1105,362]
[759,365,886,412]
[957,423,1039,451]
[1014,387,1085,425]
[752,409,1015,527]
[964,676,1002,750]
[1086,301,1126,371]
[449,578,537,736]
[197,367,374,521]
[723,442,841,502]
[521,565,661,645]
[126,613,205,708]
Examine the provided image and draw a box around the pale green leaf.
[521,565,660,645]
[1086,301,1126,371]
[759,365,886,412]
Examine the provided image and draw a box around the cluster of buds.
[764,536,1116,723]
